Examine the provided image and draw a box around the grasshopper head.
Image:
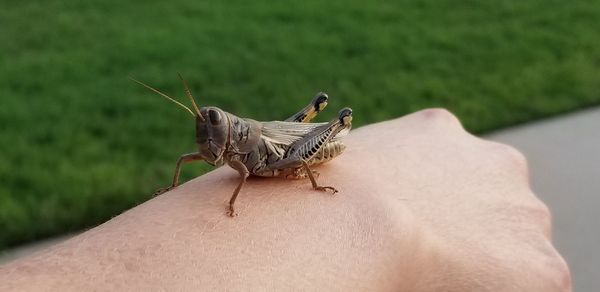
[196,106,230,166]
[129,75,231,166]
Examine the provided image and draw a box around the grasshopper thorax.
[196,106,230,166]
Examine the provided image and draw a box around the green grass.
[1,0,600,250]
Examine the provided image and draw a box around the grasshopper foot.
[153,186,174,197]
[227,206,238,218]
[315,186,338,195]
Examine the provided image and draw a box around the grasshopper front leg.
[227,159,250,217]
[154,152,203,196]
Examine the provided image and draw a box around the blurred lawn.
[1,0,599,250]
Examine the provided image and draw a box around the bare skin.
[0,109,571,291]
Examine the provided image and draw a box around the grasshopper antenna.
[129,76,196,118]
[177,73,204,121]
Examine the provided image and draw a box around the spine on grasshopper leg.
[285,108,352,163]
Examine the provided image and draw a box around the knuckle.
[518,244,572,291]
[502,144,528,166]
[488,142,530,175]
[476,241,571,292]
[508,238,571,291]
[535,201,552,229]
[522,198,553,236]
[417,108,462,126]
[557,258,573,292]
[419,108,458,123]
[555,259,573,292]
[505,202,570,290]
[542,246,573,291]
[500,196,553,237]
[499,143,527,165]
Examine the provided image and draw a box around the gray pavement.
[1,108,598,290]
[486,107,600,292]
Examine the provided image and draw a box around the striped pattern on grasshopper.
[131,75,352,217]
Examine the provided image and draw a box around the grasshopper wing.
[260,121,349,145]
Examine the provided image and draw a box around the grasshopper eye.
[208,109,222,125]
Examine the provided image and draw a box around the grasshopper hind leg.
[285,92,328,123]
[301,160,338,194]
[283,167,320,180]
[267,107,352,195]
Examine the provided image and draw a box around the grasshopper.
[131,75,352,217]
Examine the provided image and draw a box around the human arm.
[0,109,571,291]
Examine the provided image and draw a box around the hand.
[0,109,570,291]
[349,109,571,291]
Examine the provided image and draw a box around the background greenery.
[1,0,599,250]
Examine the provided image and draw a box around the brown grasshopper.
[131,75,352,217]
